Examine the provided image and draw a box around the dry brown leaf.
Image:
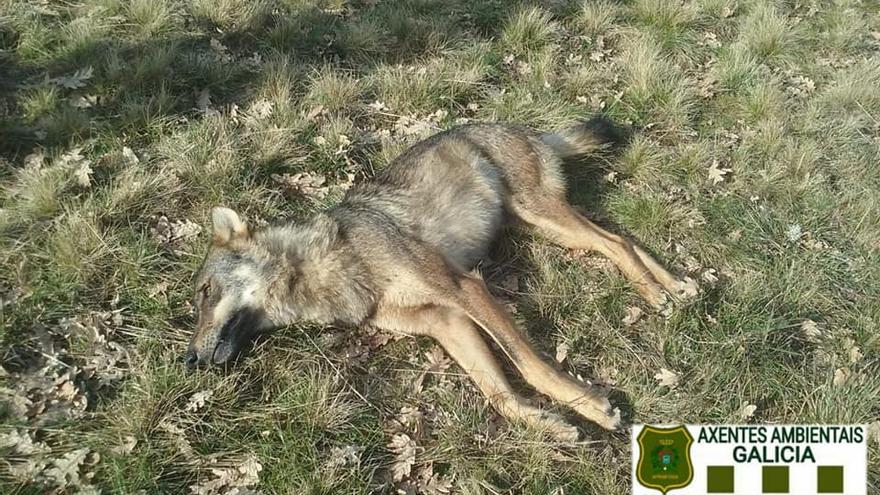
[414,463,454,495]
[387,433,417,482]
[848,345,863,364]
[396,406,425,436]
[70,94,97,109]
[786,76,816,97]
[739,402,757,420]
[701,268,719,283]
[832,367,851,387]
[185,390,213,412]
[210,37,228,55]
[121,146,139,164]
[0,429,50,455]
[49,67,93,89]
[247,98,273,119]
[159,418,196,459]
[150,215,203,249]
[189,455,262,495]
[800,319,822,343]
[41,448,90,488]
[708,159,732,185]
[111,435,138,455]
[597,366,619,386]
[327,445,362,468]
[654,368,680,388]
[424,346,452,375]
[622,306,643,326]
[555,342,570,363]
[272,172,330,200]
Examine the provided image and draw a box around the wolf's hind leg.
[511,199,685,307]
[371,305,581,441]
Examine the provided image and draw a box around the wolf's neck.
[257,213,376,326]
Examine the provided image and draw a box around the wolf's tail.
[540,116,629,159]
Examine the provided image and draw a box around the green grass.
[1,0,879,493]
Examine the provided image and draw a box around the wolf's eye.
[200,282,211,298]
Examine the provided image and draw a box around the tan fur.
[187,119,692,439]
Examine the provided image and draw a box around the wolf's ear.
[211,206,249,245]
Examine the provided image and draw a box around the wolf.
[186,118,692,440]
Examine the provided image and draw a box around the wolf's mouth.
[209,308,262,365]
[211,339,237,364]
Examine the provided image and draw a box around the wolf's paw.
[644,285,671,311]
[656,290,675,318]
[672,276,699,302]
[570,394,621,431]
[594,402,622,431]
[539,412,581,443]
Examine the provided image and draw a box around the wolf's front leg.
[446,274,621,430]
[371,305,581,442]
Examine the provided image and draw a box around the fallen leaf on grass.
[49,67,93,89]
[654,368,680,388]
[739,402,758,420]
[367,100,388,112]
[110,435,138,455]
[701,268,718,283]
[409,463,454,495]
[622,306,643,326]
[272,172,330,201]
[388,433,418,482]
[0,429,50,456]
[158,418,197,459]
[800,319,822,343]
[185,390,214,412]
[150,215,203,249]
[848,345,863,364]
[589,35,612,62]
[708,159,732,185]
[41,448,90,488]
[832,367,850,387]
[69,94,97,108]
[74,161,93,188]
[326,445,362,468]
[189,454,263,495]
[195,88,218,117]
[424,346,452,375]
[786,76,815,98]
[24,150,45,169]
[555,342,569,363]
[398,406,425,430]
[597,366,619,386]
[247,98,273,119]
[121,146,139,164]
[210,38,228,55]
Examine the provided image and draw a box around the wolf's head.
[186,207,281,369]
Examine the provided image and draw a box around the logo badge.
[636,425,694,494]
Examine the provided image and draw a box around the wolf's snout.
[185,349,199,370]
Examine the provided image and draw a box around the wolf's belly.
[407,154,505,269]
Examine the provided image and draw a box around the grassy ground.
[1,0,879,493]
